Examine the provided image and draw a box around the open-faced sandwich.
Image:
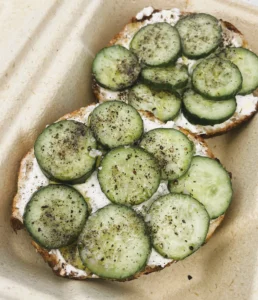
[92,7,258,137]
[11,101,232,280]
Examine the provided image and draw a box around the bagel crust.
[11,102,229,281]
[92,7,258,138]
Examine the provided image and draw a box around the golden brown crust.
[11,101,227,281]
[11,148,34,231]
[57,104,97,122]
[93,10,257,138]
[32,242,61,275]
[205,215,225,242]
[31,241,90,280]
[10,215,24,232]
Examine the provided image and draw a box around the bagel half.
[11,103,228,281]
[92,7,258,138]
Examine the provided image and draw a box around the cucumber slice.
[128,84,181,122]
[147,193,210,260]
[140,129,194,180]
[130,22,181,66]
[34,120,97,184]
[168,156,233,219]
[24,185,88,249]
[89,101,143,148]
[78,204,151,280]
[60,243,88,271]
[192,57,242,99]
[141,64,189,91]
[98,147,160,205]
[176,13,222,59]
[183,89,237,125]
[92,45,140,91]
[219,47,258,95]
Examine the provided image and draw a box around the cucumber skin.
[39,165,95,185]
[93,72,139,92]
[141,48,183,68]
[134,50,182,68]
[140,71,188,92]
[89,101,144,149]
[192,60,243,100]
[78,204,151,280]
[238,48,258,95]
[24,184,88,250]
[97,146,161,206]
[147,193,210,261]
[192,84,241,101]
[130,23,182,67]
[92,45,141,91]
[168,156,233,219]
[180,36,221,60]
[182,106,235,126]
[219,47,258,95]
[140,50,182,68]
[182,98,237,126]
[128,84,182,122]
[34,120,97,184]
[140,128,194,180]
[176,13,222,59]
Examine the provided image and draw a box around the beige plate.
[1,0,258,299]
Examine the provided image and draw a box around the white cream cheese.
[147,248,172,267]
[144,8,181,25]
[236,94,258,115]
[194,140,209,156]
[74,171,110,214]
[231,35,243,47]
[133,181,170,217]
[174,113,205,134]
[115,8,181,50]
[136,6,154,20]
[16,155,49,218]
[89,149,102,158]
[68,103,97,123]
[141,114,174,132]
[97,88,129,103]
[50,249,89,277]
[221,21,244,48]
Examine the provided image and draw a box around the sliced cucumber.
[24,185,88,249]
[89,101,143,148]
[98,147,160,205]
[176,13,222,59]
[128,84,181,122]
[192,57,242,99]
[183,89,237,125]
[78,204,151,280]
[168,156,232,219]
[34,120,97,184]
[130,22,181,66]
[141,64,189,91]
[92,45,140,91]
[147,193,210,260]
[60,243,88,271]
[140,129,194,180]
[219,47,258,95]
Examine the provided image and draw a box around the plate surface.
[1,0,258,299]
